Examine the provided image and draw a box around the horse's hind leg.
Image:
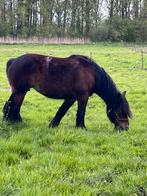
[49,99,75,127]
[3,92,26,122]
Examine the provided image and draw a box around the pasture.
[0,43,147,195]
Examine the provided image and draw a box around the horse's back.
[6,53,96,97]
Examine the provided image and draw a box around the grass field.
[0,43,147,195]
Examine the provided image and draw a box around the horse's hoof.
[76,125,87,130]
[3,116,22,123]
[49,121,59,128]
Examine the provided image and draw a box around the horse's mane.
[115,94,132,118]
[70,54,131,118]
[70,55,118,105]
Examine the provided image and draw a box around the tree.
[0,0,147,42]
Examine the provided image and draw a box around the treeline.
[0,0,147,42]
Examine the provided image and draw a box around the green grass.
[0,43,147,195]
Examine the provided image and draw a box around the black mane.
[72,55,131,119]
[71,55,119,108]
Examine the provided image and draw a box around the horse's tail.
[6,58,15,76]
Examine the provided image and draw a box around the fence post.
[141,50,144,69]
[90,52,92,59]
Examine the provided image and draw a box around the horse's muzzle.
[115,125,129,131]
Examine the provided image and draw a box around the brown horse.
[3,54,132,130]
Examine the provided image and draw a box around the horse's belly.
[34,86,74,100]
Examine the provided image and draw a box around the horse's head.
[107,91,132,131]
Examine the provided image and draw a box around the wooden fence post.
[90,52,92,59]
[141,50,144,69]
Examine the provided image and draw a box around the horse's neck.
[96,69,118,109]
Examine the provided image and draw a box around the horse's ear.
[122,91,126,97]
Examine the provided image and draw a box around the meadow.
[0,43,147,195]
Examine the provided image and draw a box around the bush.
[90,24,109,41]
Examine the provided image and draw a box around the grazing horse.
[3,54,132,130]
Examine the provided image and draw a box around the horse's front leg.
[76,95,88,129]
[3,92,26,122]
[49,99,75,127]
